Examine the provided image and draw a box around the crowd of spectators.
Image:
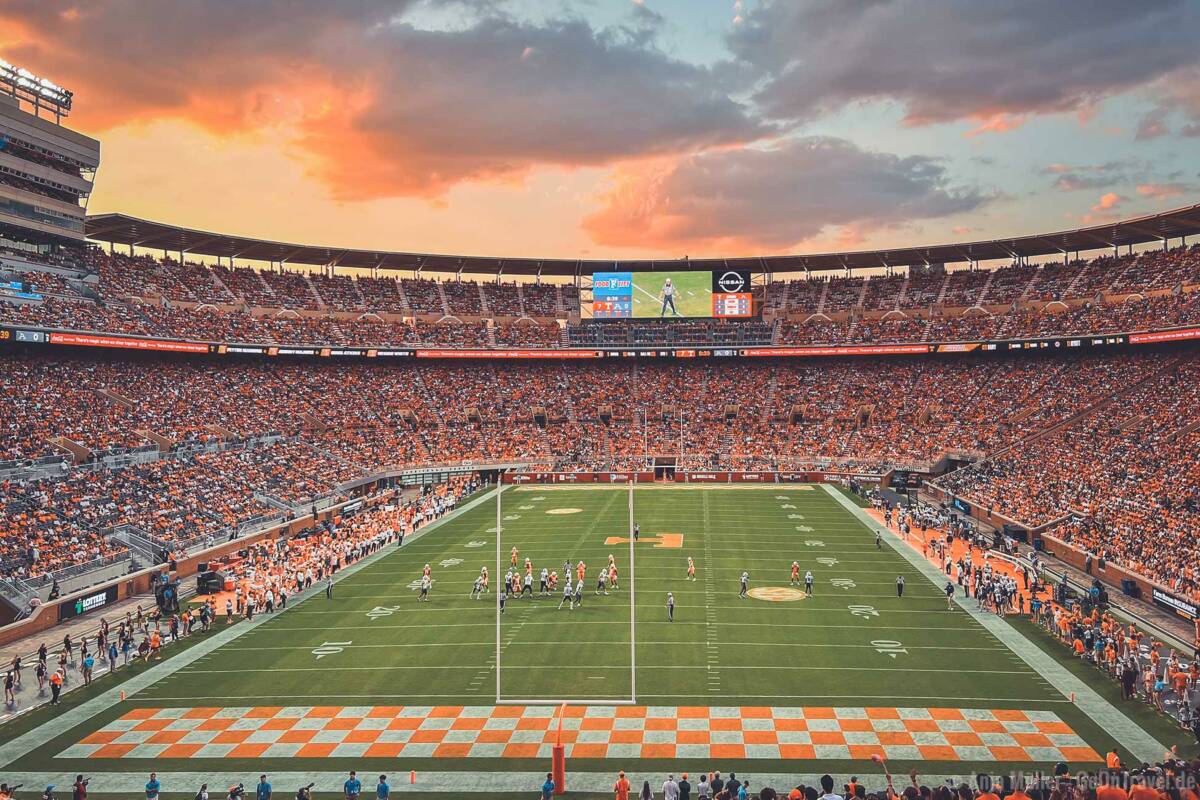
[2,352,1182,467]
[939,358,1200,601]
[768,245,1200,316]
[6,287,1199,353]
[569,319,774,347]
[3,349,1195,582]
[776,292,1200,346]
[2,244,1199,350]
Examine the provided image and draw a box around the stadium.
[2,5,1200,800]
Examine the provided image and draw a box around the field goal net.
[493,480,639,706]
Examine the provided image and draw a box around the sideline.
[821,484,1166,764]
[0,770,1006,796]
[0,486,497,771]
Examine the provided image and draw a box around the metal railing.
[108,525,161,568]
[237,510,288,538]
[17,550,133,590]
[0,550,135,604]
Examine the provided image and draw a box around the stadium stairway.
[208,267,237,305]
[435,281,451,316]
[394,279,412,313]
[477,282,490,316]
[303,274,325,310]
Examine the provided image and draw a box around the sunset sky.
[3,0,1200,261]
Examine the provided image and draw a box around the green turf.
[6,485,1169,780]
[630,271,711,319]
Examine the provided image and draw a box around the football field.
[1,484,1174,795]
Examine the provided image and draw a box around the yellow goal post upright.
[494,475,639,706]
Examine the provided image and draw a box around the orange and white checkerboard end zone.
[61,705,1103,763]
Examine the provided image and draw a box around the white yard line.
[821,484,1167,764]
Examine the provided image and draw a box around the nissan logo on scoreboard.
[713,270,752,294]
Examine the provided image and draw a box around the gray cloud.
[1040,161,1136,193]
[1135,108,1170,141]
[727,0,1200,127]
[584,136,991,251]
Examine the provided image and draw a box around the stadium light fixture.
[0,58,74,120]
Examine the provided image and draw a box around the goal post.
[493,475,639,706]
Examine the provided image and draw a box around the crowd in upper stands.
[0,243,1197,349]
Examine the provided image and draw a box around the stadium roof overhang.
[85,203,1200,277]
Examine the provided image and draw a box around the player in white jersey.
[470,575,485,599]
[557,576,574,610]
[539,568,550,596]
[522,571,534,597]
[739,571,750,598]
[573,578,585,609]
[504,570,515,597]
[418,574,431,602]
[596,567,608,595]
[804,570,814,594]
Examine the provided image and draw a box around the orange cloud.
[1091,192,1126,212]
[964,112,1028,137]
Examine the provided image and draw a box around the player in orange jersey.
[791,561,801,585]
[687,557,696,581]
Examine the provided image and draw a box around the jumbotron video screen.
[590,269,753,319]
